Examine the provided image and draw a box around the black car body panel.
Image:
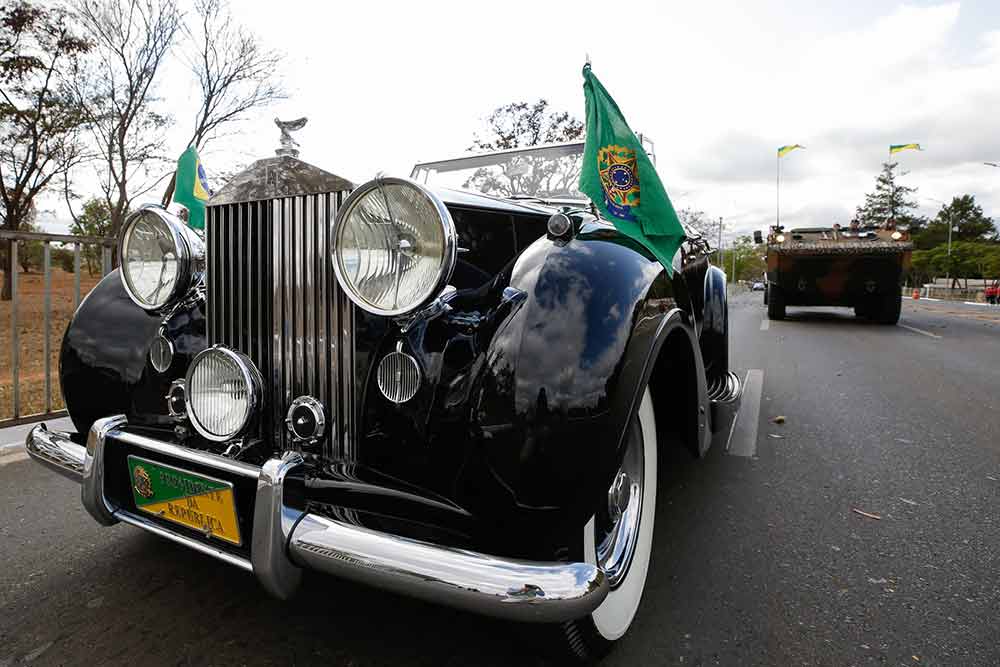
[52,151,740,576]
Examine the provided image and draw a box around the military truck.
[754,225,913,324]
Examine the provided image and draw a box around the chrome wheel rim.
[595,420,644,589]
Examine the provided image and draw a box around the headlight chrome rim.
[331,177,457,318]
[118,204,204,312]
[184,345,261,442]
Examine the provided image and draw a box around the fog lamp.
[185,346,260,442]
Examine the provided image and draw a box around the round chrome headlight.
[119,205,203,311]
[331,178,456,317]
[775,234,786,243]
[185,346,260,442]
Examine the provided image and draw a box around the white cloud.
[44,1,1000,242]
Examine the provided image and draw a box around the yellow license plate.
[127,455,242,546]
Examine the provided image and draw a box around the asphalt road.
[2,293,999,666]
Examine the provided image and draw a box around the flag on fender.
[578,64,685,275]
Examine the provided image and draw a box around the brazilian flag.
[579,64,685,275]
[173,146,212,230]
[890,143,922,154]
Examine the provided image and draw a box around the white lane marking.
[0,451,29,466]
[903,296,941,301]
[728,369,763,458]
[963,302,993,307]
[760,319,770,331]
[899,323,942,339]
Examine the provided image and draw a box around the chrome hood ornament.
[274,117,308,157]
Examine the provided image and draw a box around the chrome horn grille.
[206,193,356,457]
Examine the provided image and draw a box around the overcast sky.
[40,0,1000,241]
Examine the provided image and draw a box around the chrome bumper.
[25,418,608,623]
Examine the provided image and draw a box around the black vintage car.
[27,140,741,660]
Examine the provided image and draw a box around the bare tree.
[677,208,721,240]
[470,99,583,152]
[464,99,584,198]
[73,0,181,241]
[161,0,284,204]
[0,1,91,299]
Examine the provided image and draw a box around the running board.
[709,371,743,450]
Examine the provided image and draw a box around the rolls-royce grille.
[206,193,355,457]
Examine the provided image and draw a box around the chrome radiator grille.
[206,193,355,457]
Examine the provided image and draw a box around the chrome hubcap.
[596,421,644,589]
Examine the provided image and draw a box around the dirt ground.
[0,268,101,422]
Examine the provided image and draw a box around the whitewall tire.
[557,387,658,659]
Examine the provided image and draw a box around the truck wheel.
[875,291,901,325]
[551,388,657,662]
[767,286,785,320]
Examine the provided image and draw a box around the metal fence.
[1,230,116,427]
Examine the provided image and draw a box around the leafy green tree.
[911,242,1000,288]
[853,162,925,231]
[15,220,42,273]
[914,194,997,249]
[52,245,75,273]
[70,197,114,276]
[723,235,766,283]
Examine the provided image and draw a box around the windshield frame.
[410,141,587,204]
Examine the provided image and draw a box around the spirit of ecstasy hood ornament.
[274,117,308,157]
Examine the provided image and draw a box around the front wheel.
[552,387,658,661]
[874,291,901,325]
[767,285,785,320]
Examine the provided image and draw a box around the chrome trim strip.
[82,415,127,526]
[294,196,305,403]
[282,198,293,443]
[251,452,304,598]
[25,424,86,481]
[116,510,253,572]
[317,194,329,427]
[304,197,315,398]
[271,198,283,447]
[329,193,341,458]
[236,203,243,352]
[112,428,262,480]
[289,512,609,623]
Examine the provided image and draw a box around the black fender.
[469,226,710,534]
[60,270,205,435]
[700,264,729,381]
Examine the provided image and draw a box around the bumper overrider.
[26,416,608,623]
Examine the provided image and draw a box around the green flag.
[173,146,212,230]
[579,64,684,274]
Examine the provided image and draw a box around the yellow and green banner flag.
[890,143,922,154]
[579,64,684,275]
[778,144,805,158]
[173,146,212,230]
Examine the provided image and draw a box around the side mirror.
[753,230,763,244]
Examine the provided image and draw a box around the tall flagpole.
[776,152,780,229]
